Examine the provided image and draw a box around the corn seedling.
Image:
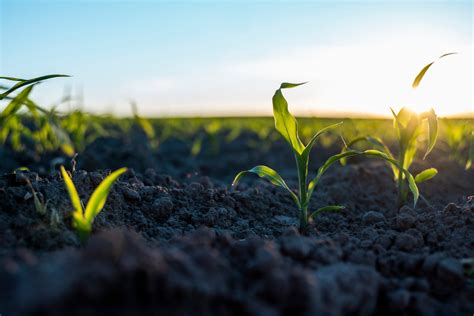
[340,54,456,206]
[233,83,418,232]
[16,171,50,216]
[0,74,69,100]
[132,102,159,149]
[60,166,127,240]
[466,130,473,170]
[0,75,74,156]
[442,120,473,169]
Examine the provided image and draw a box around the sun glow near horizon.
[2,1,472,118]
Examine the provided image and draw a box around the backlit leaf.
[84,168,128,222]
[233,165,299,206]
[0,74,70,100]
[421,108,438,159]
[272,82,306,154]
[60,166,83,216]
[414,168,438,183]
[412,52,457,88]
[308,205,345,219]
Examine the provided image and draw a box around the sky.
[0,0,472,117]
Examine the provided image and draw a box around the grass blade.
[308,205,345,219]
[84,168,127,221]
[412,52,457,88]
[466,130,473,169]
[233,165,299,206]
[421,108,438,159]
[414,168,438,183]
[272,82,306,154]
[0,74,70,100]
[60,166,83,215]
[302,121,343,158]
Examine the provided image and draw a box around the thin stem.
[299,204,308,233]
[295,154,308,233]
[397,147,406,208]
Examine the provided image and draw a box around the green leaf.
[412,62,435,89]
[301,122,343,158]
[280,82,307,89]
[307,150,362,198]
[412,52,457,88]
[466,130,473,170]
[84,168,127,222]
[0,74,70,100]
[339,136,394,166]
[132,102,155,139]
[308,205,345,219]
[0,85,33,120]
[308,149,419,207]
[232,165,299,206]
[420,108,438,159]
[414,168,438,183]
[272,82,306,154]
[60,166,83,216]
[362,149,419,207]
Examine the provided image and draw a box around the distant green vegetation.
[1,66,472,236]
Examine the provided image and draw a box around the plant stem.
[295,154,308,233]
[397,148,406,208]
[299,204,308,233]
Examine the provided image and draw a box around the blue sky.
[1,0,472,117]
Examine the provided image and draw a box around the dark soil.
[0,128,473,315]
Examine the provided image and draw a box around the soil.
[0,127,473,315]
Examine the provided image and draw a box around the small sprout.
[60,165,127,241]
[71,153,78,173]
[467,130,474,170]
[32,191,49,216]
[342,55,449,207]
[233,83,418,232]
[0,74,70,100]
[20,175,49,216]
[132,101,158,149]
[49,207,62,229]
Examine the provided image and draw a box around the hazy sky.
[1,0,472,117]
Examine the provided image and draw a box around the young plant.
[0,74,74,155]
[15,169,50,215]
[233,83,418,232]
[0,74,69,100]
[60,166,127,240]
[131,102,159,149]
[340,54,455,206]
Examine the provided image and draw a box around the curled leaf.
[412,52,457,88]
[272,82,306,154]
[84,168,128,221]
[421,108,438,159]
[308,205,345,219]
[414,168,438,183]
[0,74,70,100]
[233,165,299,206]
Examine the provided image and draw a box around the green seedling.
[340,54,457,206]
[131,102,158,149]
[467,130,473,170]
[233,83,418,232]
[0,74,69,100]
[342,107,438,206]
[30,187,49,216]
[442,120,473,169]
[0,74,74,156]
[60,166,127,240]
